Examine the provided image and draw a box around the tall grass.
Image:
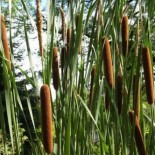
[0,0,155,155]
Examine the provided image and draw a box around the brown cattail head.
[40,84,53,154]
[75,13,80,31]
[36,0,43,57]
[116,75,123,115]
[102,37,114,88]
[1,14,11,68]
[133,75,140,120]
[52,47,60,91]
[67,27,72,54]
[142,47,154,104]
[61,46,67,76]
[121,16,128,57]
[89,65,96,111]
[60,7,66,42]
[128,110,146,155]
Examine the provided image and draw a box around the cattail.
[121,16,128,57]
[102,37,113,109]
[133,75,140,120]
[60,7,66,42]
[52,47,60,91]
[89,65,96,111]
[1,14,11,68]
[40,84,53,153]
[129,110,146,155]
[102,37,114,88]
[67,27,72,54]
[116,75,123,115]
[75,13,80,31]
[36,0,43,57]
[142,47,154,104]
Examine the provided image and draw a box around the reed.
[1,14,11,68]
[121,16,129,57]
[129,110,146,155]
[60,7,66,42]
[116,75,122,115]
[40,84,53,154]
[142,47,154,104]
[133,75,140,120]
[89,65,96,112]
[36,0,43,57]
[52,47,60,91]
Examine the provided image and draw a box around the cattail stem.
[102,37,113,109]
[1,14,11,68]
[121,16,128,57]
[36,0,43,57]
[40,84,53,154]
[116,75,123,115]
[129,110,146,155]
[53,47,60,91]
[142,47,154,104]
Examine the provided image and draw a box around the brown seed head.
[1,14,11,68]
[61,46,67,76]
[52,47,60,91]
[102,37,114,88]
[116,75,123,115]
[40,84,53,154]
[128,110,146,155]
[142,47,154,104]
[36,0,43,57]
[121,16,128,56]
[67,27,72,54]
[89,65,96,111]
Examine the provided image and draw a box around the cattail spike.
[36,0,43,57]
[129,110,146,155]
[116,75,123,115]
[1,14,11,68]
[60,7,66,42]
[40,84,53,154]
[67,27,72,54]
[61,46,67,77]
[52,47,60,91]
[89,65,96,112]
[121,16,129,56]
[142,47,154,104]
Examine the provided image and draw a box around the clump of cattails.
[116,75,123,115]
[142,47,154,104]
[102,37,114,109]
[1,14,11,68]
[36,0,43,57]
[60,7,66,42]
[40,84,53,153]
[89,65,96,112]
[121,15,129,57]
[52,47,60,91]
[133,75,140,120]
[67,27,72,54]
[129,110,146,155]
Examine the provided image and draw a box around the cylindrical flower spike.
[133,75,140,120]
[89,65,96,112]
[61,46,67,77]
[1,14,11,68]
[67,27,72,54]
[40,84,53,154]
[60,7,66,42]
[36,0,43,57]
[52,47,60,91]
[129,110,146,155]
[102,37,114,88]
[142,47,154,104]
[116,75,123,115]
[121,16,129,57]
